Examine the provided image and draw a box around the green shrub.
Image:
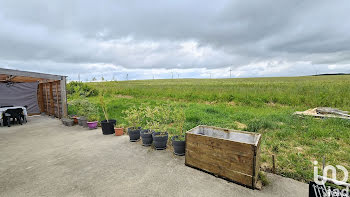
[258,171,269,186]
[247,118,276,132]
[68,98,99,121]
[67,81,98,97]
[122,106,142,128]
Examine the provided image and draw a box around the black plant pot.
[103,119,117,126]
[152,132,168,150]
[172,136,186,156]
[128,127,141,142]
[140,129,153,146]
[101,119,117,135]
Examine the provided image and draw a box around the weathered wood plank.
[253,136,261,188]
[45,83,49,114]
[186,150,253,187]
[0,68,63,80]
[187,133,254,156]
[38,83,45,113]
[60,77,67,117]
[185,145,254,175]
[49,82,54,116]
[185,142,254,164]
[56,81,60,118]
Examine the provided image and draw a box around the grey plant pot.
[152,132,168,150]
[78,117,88,127]
[66,119,74,126]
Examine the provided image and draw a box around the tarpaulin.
[0,82,40,114]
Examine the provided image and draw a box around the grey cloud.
[0,0,349,79]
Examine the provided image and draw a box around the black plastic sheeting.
[0,82,40,114]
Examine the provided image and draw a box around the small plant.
[88,113,99,122]
[158,104,172,132]
[67,81,98,98]
[145,106,160,133]
[247,118,276,132]
[68,98,98,118]
[174,107,186,141]
[144,105,174,135]
[99,91,109,122]
[123,106,141,129]
[258,171,269,186]
[118,123,126,129]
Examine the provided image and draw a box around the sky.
[0,0,349,81]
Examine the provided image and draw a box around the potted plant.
[151,106,169,150]
[78,116,88,127]
[140,106,156,146]
[71,115,79,124]
[87,114,99,129]
[140,129,153,146]
[99,94,116,135]
[171,108,186,156]
[152,130,168,150]
[62,118,74,126]
[62,118,68,125]
[115,123,125,136]
[123,107,142,142]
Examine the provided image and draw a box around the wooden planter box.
[185,125,261,189]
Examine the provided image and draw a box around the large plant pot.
[100,120,116,135]
[172,136,186,156]
[66,119,74,127]
[87,121,98,129]
[128,127,141,142]
[185,125,262,189]
[78,117,88,127]
[140,129,153,146]
[152,132,168,150]
[62,118,67,126]
[103,119,116,126]
[115,128,124,136]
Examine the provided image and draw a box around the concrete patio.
[0,116,308,197]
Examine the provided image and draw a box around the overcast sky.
[0,0,349,81]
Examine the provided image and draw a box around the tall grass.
[68,75,350,183]
[89,75,350,110]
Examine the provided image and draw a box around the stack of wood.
[294,107,350,120]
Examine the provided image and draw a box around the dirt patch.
[115,94,134,99]
[235,121,247,130]
[204,101,217,105]
[227,101,236,106]
[295,147,305,153]
[266,102,276,107]
[260,162,272,172]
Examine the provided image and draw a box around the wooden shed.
[0,68,67,118]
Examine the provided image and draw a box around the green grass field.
[68,75,350,183]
